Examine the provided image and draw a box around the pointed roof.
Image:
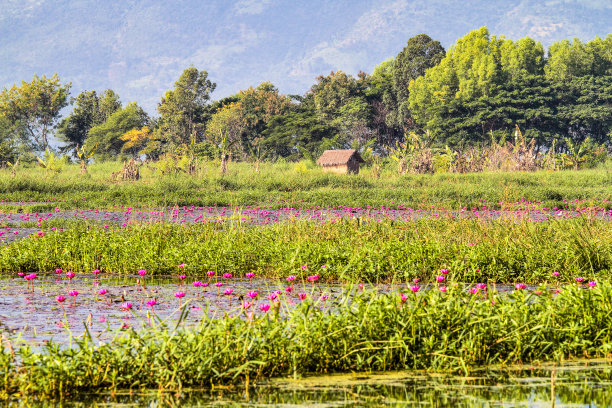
[316,149,364,166]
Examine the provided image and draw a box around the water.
[9,361,612,407]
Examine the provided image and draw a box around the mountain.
[1,0,610,115]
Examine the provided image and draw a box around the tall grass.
[0,160,610,210]
[1,284,611,399]
[1,218,610,282]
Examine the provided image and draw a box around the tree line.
[0,27,610,172]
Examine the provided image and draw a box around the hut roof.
[316,149,364,166]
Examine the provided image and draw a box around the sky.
[0,0,610,115]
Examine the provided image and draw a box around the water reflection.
[12,360,612,407]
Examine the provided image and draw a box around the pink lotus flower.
[286,275,296,282]
[267,293,278,301]
[471,287,480,294]
[92,269,101,275]
[307,274,319,282]
[138,269,146,276]
[215,282,223,288]
[575,277,585,283]
[320,294,329,301]
[56,295,66,303]
[515,283,527,290]
[17,272,24,277]
[175,291,186,298]
[146,298,157,308]
[246,272,255,279]
[436,276,445,283]
[285,286,293,293]
[301,265,308,270]
[410,285,420,293]
[551,272,560,277]
[247,291,258,299]
[223,273,232,279]
[260,304,271,312]
[55,268,62,274]
[121,302,132,311]
[243,301,252,309]
[400,293,408,303]
[207,270,215,277]
[69,290,79,297]
[439,286,447,293]
[178,263,186,269]
[98,289,107,295]
[66,272,75,279]
[476,283,487,290]
[588,280,597,287]
[298,292,307,300]
[440,268,449,275]
[413,278,420,284]
[224,288,234,296]
[179,274,186,280]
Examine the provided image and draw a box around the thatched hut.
[316,149,364,174]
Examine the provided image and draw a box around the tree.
[205,102,244,173]
[120,126,153,158]
[85,102,149,161]
[0,74,71,151]
[392,34,445,130]
[157,67,216,149]
[310,71,361,121]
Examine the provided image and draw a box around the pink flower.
[178,263,186,269]
[138,269,146,276]
[243,301,252,309]
[436,276,445,283]
[98,289,107,295]
[307,274,320,282]
[121,302,132,311]
[92,269,101,275]
[207,270,215,277]
[575,277,585,283]
[515,283,527,290]
[439,286,447,293]
[246,272,255,279]
[320,294,329,301]
[440,268,449,275]
[285,286,293,293]
[18,272,24,277]
[413,278,420,284]
[410,285,420,293]
[146,299,157,307]
[192,281,202,287]
[400,293,408,303]
[476,283,487,290]
[69,290,79,297]
[321,265,327,269]
[224,288,234,296]
[358,283,364,291]
[56,295,66,303]
[471,287,479,294]
[200,282,209,288]
[66,272,75,279]
[534,290,543,295]
[179,274,186,280]
[286,275,296,282]
[215,282,223,288]
[301,265,308,270]
[588,280,597,287]
[298,292,307,300]
[223,273,232,279]
[554,289,563,294]
[260,304,271,312]
[247,291,258,299]
[267,293,278,301]
[174,291,186,298]
[55,268,62,274]
[551,272,560,277]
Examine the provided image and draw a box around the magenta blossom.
[121,302,132,311]
[56,295,66,303]
[301,265,308,270]
[92,269,101,275]
[575,277,585,283]
[400,293,408,303]
[178,263,185,269]
[440,268,449,275]
[98,289,107,295]
[436,276,445,283]
[410,285,420,293]
[66,272,75,279]
[476,283,487,290]
[588,280,597,287]
[320,294,330,301]
[439,286,447,293]
[224,288,234,296]
[307,274,320,282]
[246,272,255,279]
[515,283,527,290]
[551,272,560,277]
[223,273,232,279]
[413,278,420,284]
[179,274,186,280]
[55,268,62,274]
[298,292,307,300]
[146,298,157,308]
[267,293,278,301]
[215,282,223,288]
[286,275,296,282]
[175,291,186,298]
[138,269,146,276]
[260,304,271,312]
[207,270,215,277]
[247,291,258,299]
[69,290,79,297]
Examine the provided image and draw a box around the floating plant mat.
[0,274,537,348]
[9,360,612,407]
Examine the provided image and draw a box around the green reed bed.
[1,283,611,399]
[0,161,611,210]
[1,217,610,283]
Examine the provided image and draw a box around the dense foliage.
[0,28,610,169]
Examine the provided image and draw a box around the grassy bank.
[1,284,611,399]
[0,160,611,210]
[1,217,610,282]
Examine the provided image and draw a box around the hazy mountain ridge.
[1,0,610,114]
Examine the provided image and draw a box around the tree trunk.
[220,154,228,174]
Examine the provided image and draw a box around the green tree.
[0,74,71,151]
[157,67,216,149]
[392,34,445,130]
[85,102,149,161]
[205,102,244,173]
